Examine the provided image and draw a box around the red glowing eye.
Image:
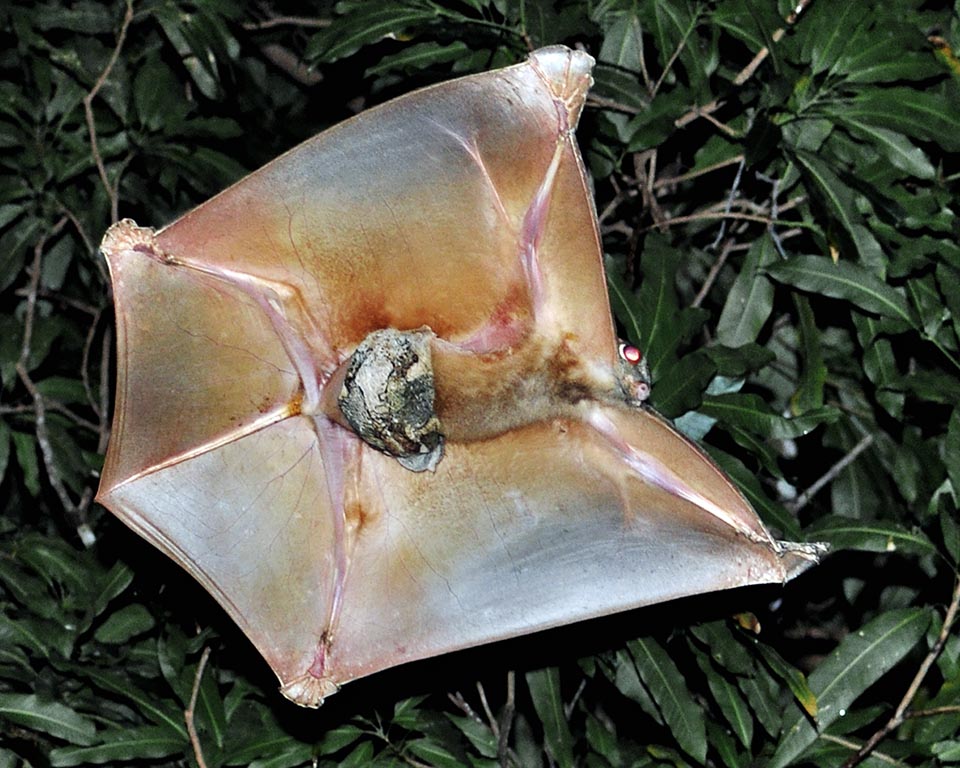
[620,344,642,364]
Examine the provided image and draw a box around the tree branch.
[842,573,960,768]
[82,0,133,223]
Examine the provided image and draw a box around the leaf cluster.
[1,1,959,766]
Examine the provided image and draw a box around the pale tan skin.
[98,47,822,708]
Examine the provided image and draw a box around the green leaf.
[737,670,782,738]
[526,667,574,768]
[835,119,935,179]
[716,237,777,347]
[606,258,643,347]
[794,295,826,410]
[709,448,801,538]
[307,4,439,63]
[406,738,463,768]
[770,608,932,768]
[836,88,960,151]
[134,59,184,132]
[939,493,960,565]
[367,41,471,76]
[651,351,716,418]
[78,667,187,739]
[11,430,40,497]
[447,713,497,757]
[0,693,96,746]
[196,657,226,751]
[709,719,747,768]
[704,343,776,378]
[585,711,623,765]
[0,421,9,480]
[82,561,134,630]
[337,740,374,768]
[837,43,941,84]
[691,621,754,675]
[933,740,960,762]
[805,2,859,74]
[611,649,662,722]
[315,724,364,754]
[392,694,428,730]
[93,604,156,644]
[696,652,753,748]
[854,313,905,418]
[700,393,839,439]
[764,255,914,323]
[224,733,311,764]
[597,9,644,72]
[628,638,707,763]
[806,516,939,558]
[48,726,185,766]
[748,640,818,718]
[635,235,683,376]
[791,151,862,250]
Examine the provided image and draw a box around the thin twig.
[585,94,643,115]
[652,34,687,98]
[699,109,740,138]
[15,286,100,315]
[597,181,637,226]
[675,98,723,129]
[448,691,485,726]
[709,157,745,249]
[692,238,736,308]
[788,434,875,514]
[242,14,331,29]
[185,647,212,768]
[820,734,900,765]
[44,402,100,434]
[59,205,95,254]
[564,679,587,719]
[97,326,112,454]
[676,0,815,128]
[18,220,66,363]
[83,0,133,223]
[637,210,778,233]
[476,681,499,740]
[634,150,668,232]
[258,43,323,86]
[842,573,960,768]
[81,308,103,417]
[17,217,100,544]
[906,705,960,718]
[652,154,745,190]
[16,220,84,518]
[733,0,815,86]
[498,672,516,768]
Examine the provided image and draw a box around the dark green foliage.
[1,0,959,765]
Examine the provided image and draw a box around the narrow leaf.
[694,648,753,748]
[806,516,939,558]
[700,393,839,439]
[629,638,707,763]
[836,119,935,179]
[93,604,156,644]
[838,88,960,151]
[526,668,574,768]
[792,151,862,249]
[770,608,932,768]
[0,693,96,746]
[717,237,777,347]
[749,640,818,718]
[765,255,913,323]
[49,727,184,766]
